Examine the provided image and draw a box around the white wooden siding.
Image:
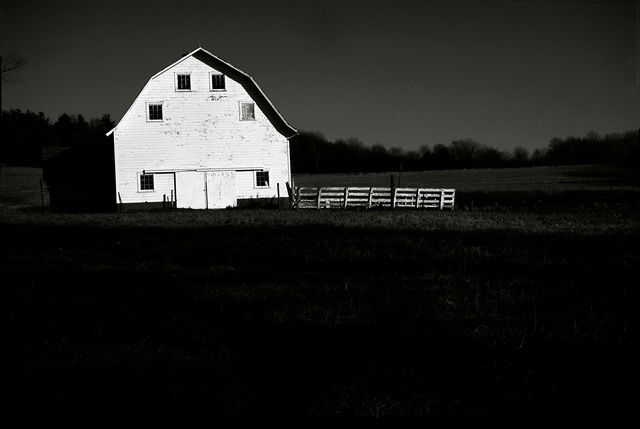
[151,173,175,202]
[113,55,291,206]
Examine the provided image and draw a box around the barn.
[107,47,298,210]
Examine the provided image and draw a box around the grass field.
[2,164,639,418]
[294,164,640,192]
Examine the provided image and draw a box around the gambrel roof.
[107,47,298,138]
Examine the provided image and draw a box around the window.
[211,73,225,90]
[256,171,269,188]
[240,102,255,120]
[148,103,163,121]
[139,173,154,191]
[176,73,191,90]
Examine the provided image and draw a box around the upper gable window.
[210,73,225,90]
[240,102,255,121]
[147,103,163,121]
[176,73,191,91]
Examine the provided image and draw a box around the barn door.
[175,171,207,209]
[206,171,237,209]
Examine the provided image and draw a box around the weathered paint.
[206,171,237,209]
[109,47,296,209]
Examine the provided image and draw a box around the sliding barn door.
[206,171,237,209]
[175,171,206,209]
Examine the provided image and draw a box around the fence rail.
[292,187,455,210]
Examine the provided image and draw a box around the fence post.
[343,187,349,209]
[317,188,322,209]
[390,175,395,209]
[415,188,420,208]
[40,179,45,215]
[440,190,445,210]
[368,187,373,209]
[286,182,293,208]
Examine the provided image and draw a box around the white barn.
[107,47,297,210]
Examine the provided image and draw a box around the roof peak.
[107,46,297,138]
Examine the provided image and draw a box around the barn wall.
[113,55,291,207]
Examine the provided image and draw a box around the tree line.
[290,129,639,174]
[1,108,637,172]
[0,109,115,166]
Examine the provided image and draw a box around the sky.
[1,0,639,153]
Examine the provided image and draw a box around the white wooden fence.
[292,187,455,210]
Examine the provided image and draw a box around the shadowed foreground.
[2,206,639,418]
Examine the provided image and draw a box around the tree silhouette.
[1,110,117,165]
[0,109,51,165]
[290,129,637,174]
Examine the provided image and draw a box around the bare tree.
[1,53,26,81]
[1,53,27,114]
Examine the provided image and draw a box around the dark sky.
[2,0,638,153]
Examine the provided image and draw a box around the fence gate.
[292,186,455,210]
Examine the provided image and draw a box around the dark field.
[2,164,639,418]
